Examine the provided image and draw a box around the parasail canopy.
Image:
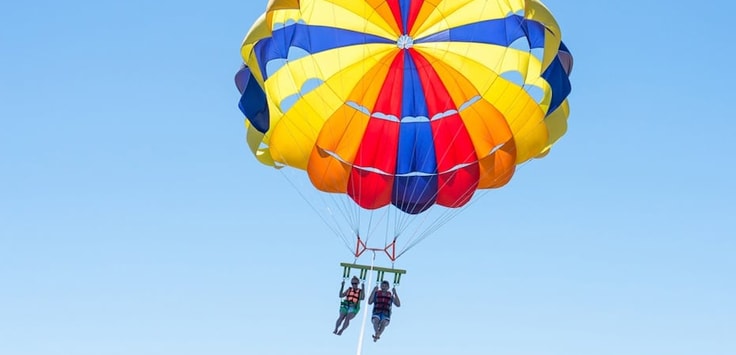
[236,0,573,261]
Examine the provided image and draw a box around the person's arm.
[392,288,401,307]
[367,286,378,304]
[359,282,366,300]
[339,281,347,297]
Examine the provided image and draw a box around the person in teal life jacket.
[333,276,365,335]
[368,280,401,341]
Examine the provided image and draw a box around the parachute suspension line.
[385,207,393,251]
[392,115,448,237]
[393,73,488,239]
[268,91,358,230]
[395,134,493,257]
[331,193,358,234]
[357,204,394,248]
[348,205,399,262]
[395,60,562,253]
[355,251,376,355]
[398,190,489,258]
[397,109,554,258]
[316,186,353,230]
[406,134,511,246]
[389,98,480,252]
[268,106,363,253]
[366,209,376,244]
[275,168,354,253]
[353,233,399,262]
[317,50,414,241]
[356,209,370,247]
[306,77,367,237]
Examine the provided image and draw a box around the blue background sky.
[1,1,734,354]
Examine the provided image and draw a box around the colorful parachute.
[236,0,573,260]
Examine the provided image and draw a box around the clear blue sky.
[1,1,734,354]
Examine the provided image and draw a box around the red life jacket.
[372,291,393,314]
[346,287,361,303]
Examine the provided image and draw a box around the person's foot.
[337,329,344,336]
[333,330,338,335]
[372,334,379,342]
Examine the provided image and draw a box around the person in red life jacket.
[368,280,401,342]
[333,276,365,335]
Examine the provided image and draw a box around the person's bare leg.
[371,316,380,341]
[375,319,390,340]
[337,313,356,335]
[334,313,346,334]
